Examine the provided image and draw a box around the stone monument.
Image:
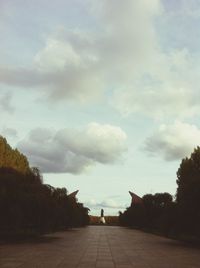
[99,209,106,224]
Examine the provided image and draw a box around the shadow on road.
[0,228,80,245]
[0,235,60,245]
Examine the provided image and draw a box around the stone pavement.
[1,226,200,268]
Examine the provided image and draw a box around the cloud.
[0,32,104,103]
[144,121,200,161]
[0,1,199,120]
[85,198,126,210]
[1,127,18,138]
[18,123,127,174]
[113,48,200,119]
[163,0,200,18]
[0,0,162,104]
[0,92,14,113]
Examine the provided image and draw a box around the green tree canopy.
[0,136,30,173]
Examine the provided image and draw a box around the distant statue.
[99,209,106,224]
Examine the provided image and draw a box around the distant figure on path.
[100,209,106,224]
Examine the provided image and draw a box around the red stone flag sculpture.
[129,191,143,206]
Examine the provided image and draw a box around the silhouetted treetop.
[176,146,200,205]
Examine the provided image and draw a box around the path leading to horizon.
[1,226,200,268]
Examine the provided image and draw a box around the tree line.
[119,147,200,240]
[0,136,89,236]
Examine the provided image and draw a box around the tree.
[176,146,200,236]
[0,136,89,236]
[119,192,174,234]
[0,136,30,174]
[119,203,146,228]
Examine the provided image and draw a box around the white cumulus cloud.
[0,1,199,120]
[144,121,200,161]
[85,198,126,209]
[0,0,162,104]
[18,123,127,174]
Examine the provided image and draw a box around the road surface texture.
[1,226,200,268]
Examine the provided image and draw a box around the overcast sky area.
[1,0,200,215]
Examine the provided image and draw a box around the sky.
[1,0,200,215]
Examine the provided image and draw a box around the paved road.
[1,226,200,268]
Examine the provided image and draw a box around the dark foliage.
[120,147,200,239]
[0,137,89,236]
[176,147,200,237]
[119,192,175,235]
[0,167,89,236]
